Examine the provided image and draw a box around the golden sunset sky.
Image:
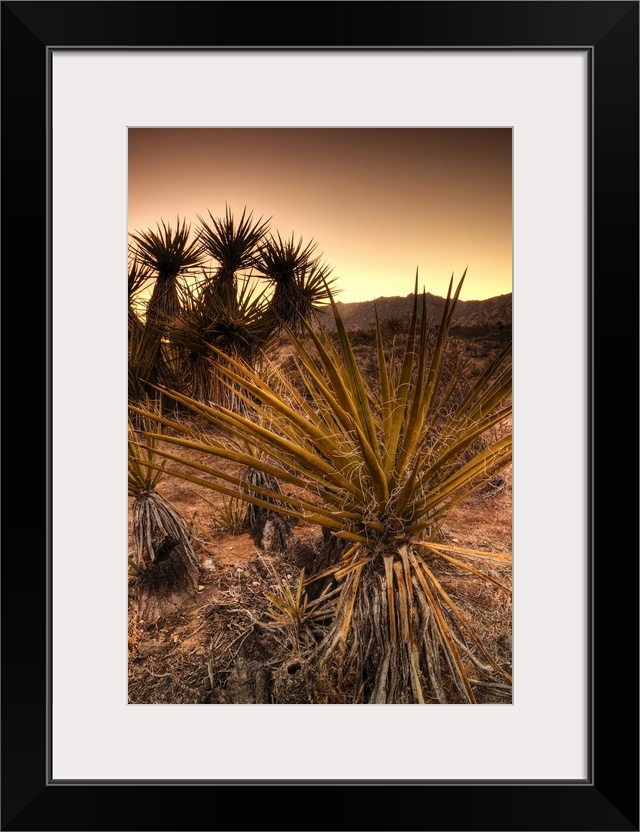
[128,128,512,304]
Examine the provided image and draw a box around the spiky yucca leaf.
[131,272,512,702]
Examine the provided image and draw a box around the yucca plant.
[130,217,205,328]
[129,217,206,397]
[254,231,338,333]
[166,275,275,408]
[196,205,270,302]
[209,494,247,534]
[131,272,512,702]
[263,567,337,653]
[128,406,200,622]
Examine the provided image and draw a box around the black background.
[2,2,638,830]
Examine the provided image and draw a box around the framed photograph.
[124,125,516,707]
[2,2,637,830]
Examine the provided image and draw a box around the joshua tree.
[129,217,205,395]
[131,270,512,703]
[129,217,205,330]
[196,205,270,303]
[254,231,338,334]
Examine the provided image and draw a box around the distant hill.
[316,292,512,331]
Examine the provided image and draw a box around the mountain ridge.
[316,291,512,331]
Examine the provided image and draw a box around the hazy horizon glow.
[128,128,512,303]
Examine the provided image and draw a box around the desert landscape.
[128,249,512,705]
[127,129,512,705]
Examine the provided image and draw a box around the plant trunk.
[187,351,216,405]
[136,537,200,624]
[243,467,293,553]
[146,276,181,332]
[313,543,508,704]
[132,491,200,624]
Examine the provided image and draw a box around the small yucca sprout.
[263,566,336,653]
[264,568,309,630]
[210,495,247,534]
[132,271,512,701]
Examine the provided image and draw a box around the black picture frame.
[2,2,638,830]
